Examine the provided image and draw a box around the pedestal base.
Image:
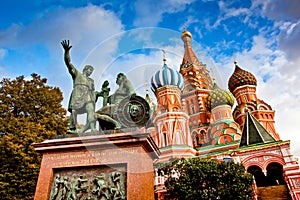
[33,132,160,200]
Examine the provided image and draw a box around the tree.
[161,157,254,200]
[0,74,68,200]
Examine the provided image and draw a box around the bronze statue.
[95,73,135,130]
[61,40,97,134]
[95,73,150,130]
[108,73,135,105]
[61,40,149,132]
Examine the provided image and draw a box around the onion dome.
[181,28,192,39]
[205,83,235,111]
[151,62,184,92]
[228,62,257,93]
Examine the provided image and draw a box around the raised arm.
[61,40,76,75]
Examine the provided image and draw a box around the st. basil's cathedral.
[144,28,300,200]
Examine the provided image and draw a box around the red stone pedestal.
[33,132,160,200]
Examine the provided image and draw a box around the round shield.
[114,95,150,128]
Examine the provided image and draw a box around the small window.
[163,133,167,146]
[218,111,221,119]
[191,106,195,114]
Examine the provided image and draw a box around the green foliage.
[161,157,254,200]
[0,74,68,200]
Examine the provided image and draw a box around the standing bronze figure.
[61,40,97,134]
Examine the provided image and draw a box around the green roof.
[239,111,275,147]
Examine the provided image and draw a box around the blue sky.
[1,0,300,156]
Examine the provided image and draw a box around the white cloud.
[0,5,123,51]
[224,7,249,18]
[251,0,300,62]
[133,0,195,27]
[286,22,299,35]
[29,5,123,59]
[180,16,200,30]
[257,0,300,21]
[277,21,300,60]
[211,1,251,29]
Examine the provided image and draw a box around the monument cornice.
[33,132,161,160]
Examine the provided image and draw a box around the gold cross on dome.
[162,49,166,64]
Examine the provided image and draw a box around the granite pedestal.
[33,131,160,200]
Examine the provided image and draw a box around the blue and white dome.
[151,63,184,92]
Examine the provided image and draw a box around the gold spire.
[162,49,167,64]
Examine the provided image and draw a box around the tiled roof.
[239,111,275,147]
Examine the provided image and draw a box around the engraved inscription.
[44,148,138,167]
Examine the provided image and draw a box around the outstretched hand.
[61,40,72,51]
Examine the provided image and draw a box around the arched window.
[192,131,199,147]
[190,100,195,114]
[265,114,268,119]
[247,165,267,187]
[266,162,285,186]
[191,106,195,114]
[175,131,182,145]
[192,132,196,144]
[200,130,206,143]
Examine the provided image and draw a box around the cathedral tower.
[228,61,280,140]
[179,28,214,147]
[151,54,194,162]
